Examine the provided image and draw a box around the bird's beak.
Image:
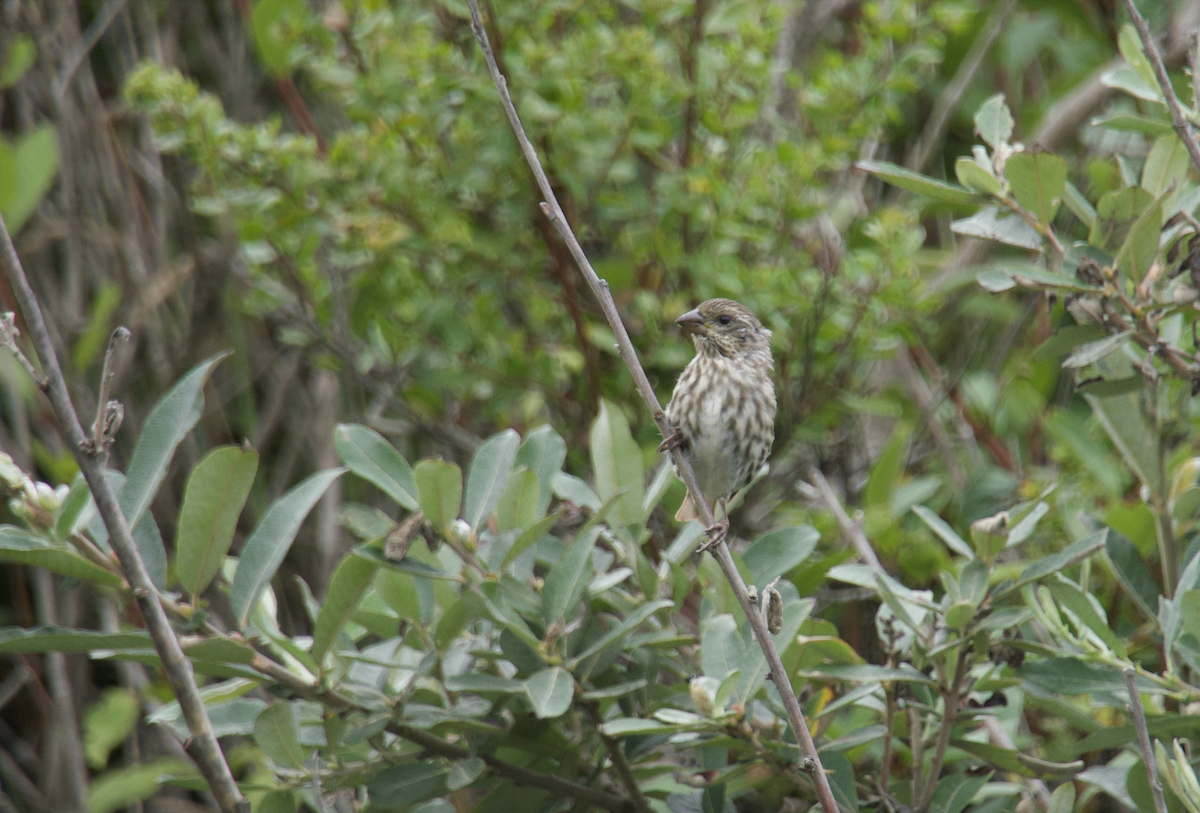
[676,308,705,335]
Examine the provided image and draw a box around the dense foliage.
[5,0,1200,812]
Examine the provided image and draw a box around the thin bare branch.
[0,212,249,813]
[1119,0,1200,176]
[1126,668,1169,813]
[0,314,47,389]
[464,5,839,813]
[87,326,130,457]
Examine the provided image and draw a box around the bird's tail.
[675,493,717,523]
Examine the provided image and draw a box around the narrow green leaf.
[1115,199,1162,282]
[414,459,462,533]
[0,126,60,233]
[176,445,259,599]
[927,771,991,813]
[121,353,228,532]
[1104,528,1161,621]
[911,505,974,559]
[334,424,418,510]
[254,702,304,769]
[447,758,486,791]
[858,159,979,206]
[954,157,1001,195]
[542,528,598,623]
[1047,783,1076,813]
[0,625,151,653]
[742,526,820,585]
[462,429,520,533]
[1085,390,1163,496]
[552,471,600,510]
[590,399,645,529]
[0,527,122,586]
[501,512,559,569]
[53,473,91,540]
[88,758,193,813]
[996,530,1107,597]
[230,468,345,627]
[495,466,541,532]
[525,667,574,719]
[975,94,1014,148]
[570,599,674,665]
[1062,181,1098,228]
[951,207,1043,250]
[443,673,524,693]
[700,614,747,681]
[83,688,140,769]
[368,763,448,807]
[1090,186,1154,251]
[1045,582,1127,657]
[1062,331,1133,369]
[311,552,379,666]
[515,425,567,516]
[1142,135,1189,198]
[0,35,35,88]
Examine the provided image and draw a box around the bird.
[660,298,776,549]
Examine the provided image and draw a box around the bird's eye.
[718,315,732,325]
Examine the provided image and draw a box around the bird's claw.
[698,518,730,553]
[658,428,683,453]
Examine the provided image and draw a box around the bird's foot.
[698,517,730,553]
[657,428,683,453]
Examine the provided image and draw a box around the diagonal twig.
[1126,668,1169,813]
[464,5,840,813]
[1119,0,1200,176]
[0,212,248,813]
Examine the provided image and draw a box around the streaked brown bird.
[662,299,776,545]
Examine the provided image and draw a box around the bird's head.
[676,298,770,357]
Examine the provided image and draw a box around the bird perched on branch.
[661,299,776,549]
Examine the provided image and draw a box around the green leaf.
[311,552,379,665]
[1085,389,1163,497]
[601,717,673,736]
[1063,181,1098,229]
[447,758,486,791]
[462,429,520,533]
[590,399,645,530]
[501,513,559,569]
[0,36,35,88]
[1090,186,1154,251]
[0,625,151,653]
[495,466,541,532]
[542,528,598,623]
[335,424,418,510]
[88,758,193,813]
[1118,23,1160,96]
[414,459,462,533]
[254,701,305,769]
[975,94,1014,148]
[443,673,524,693]
[954,157,1001,195]
[1115,199,1162,282]
[1045,582,1127,657]
[250,0,307,77]
[951,207,1043,250]
[1092,113,1174,137]
[368,763,448,807]
[1105,528,1161,621]
[0,126,60,233]
[858,159,979,206]
[742,526,819,585]
[1142,135,1190,198]
[552,471,601,510]
[911,505,974,559]
[1047,779,1076,813]
[1018,657,1164,697]
[702,783,727,813]
[1005,151,1067,226]
[1062,331,1133,369]
[120,353,228,536]
[525,667,574,718]
[569,599,674,665]
[516,425,567,516]
[0,526,122,586]
[700,614,747,681]
[995,530,1107,597]
[176,445,259,599]
[230,468,345,627]
[83,688,140,769]
[927,771,991,813]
